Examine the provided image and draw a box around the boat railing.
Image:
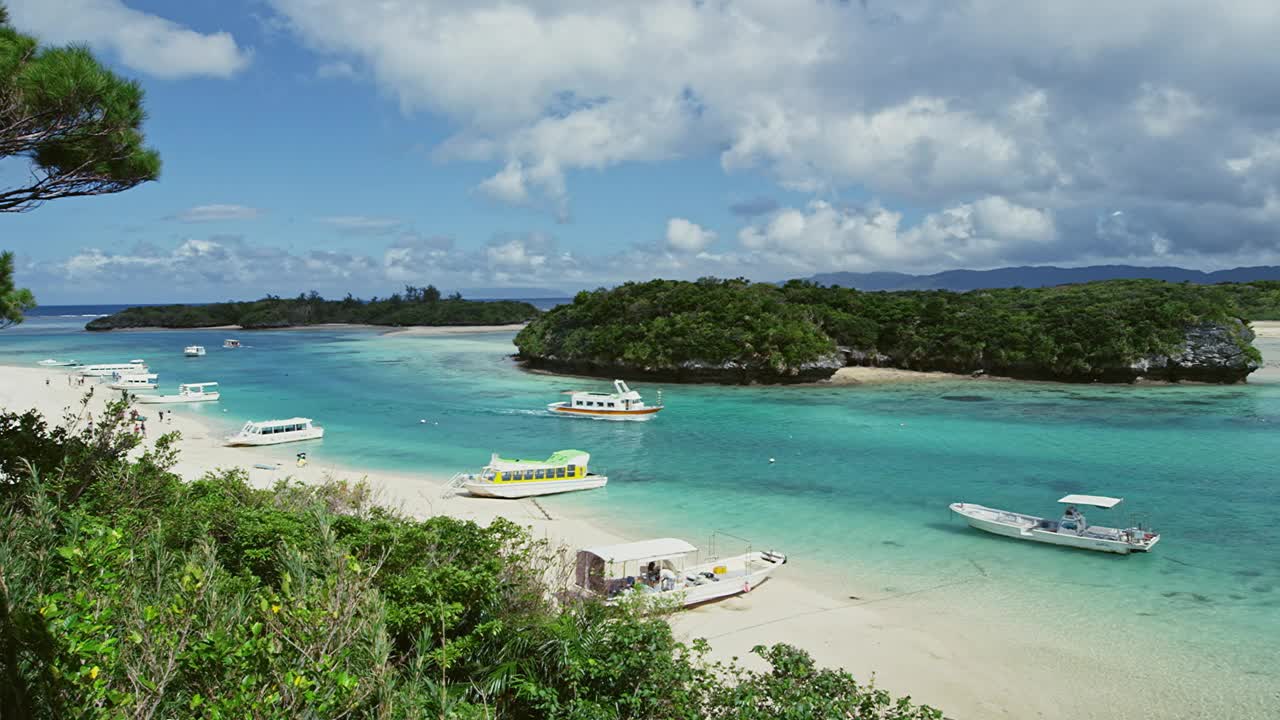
[441,472,470,498]
[707,530,754,566]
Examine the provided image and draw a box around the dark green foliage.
[86,288,540,330]
[0,5,160,211]
[517,277,1261,383]
[0,250,36,328]
[1215,281,1280,320]
[0,401,942,718]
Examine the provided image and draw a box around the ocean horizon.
[2,309,1278,718]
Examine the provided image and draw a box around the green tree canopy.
[0,3,160,212]
[0,250,34,327]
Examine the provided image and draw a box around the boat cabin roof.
[248,417,311,427]
[1058,494,1123,508]
[490,449,589,469]
[579,538,697,564]
[180,382,218,390]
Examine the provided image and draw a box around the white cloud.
[738,197,1057,273]
[319,216,403,235]
[665,218,717,253]
[315,60,357,80]
[171,204,262,223]
[8,0,251,79]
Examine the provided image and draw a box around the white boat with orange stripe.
[547,379,663,421]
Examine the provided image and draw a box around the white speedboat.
[950,494,1160,554]
[547,379,663,421]
[138,382,220,404]
[575,535,787,607]
[184,345,206,357]
[107,372,159,390]
[37,358,78,367]
[225,417,323,446]
[80,360,147,377]
[445,449,607,498]
[223,339,241,349]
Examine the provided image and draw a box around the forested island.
[85,286,540,331]
[514,278,1263,384]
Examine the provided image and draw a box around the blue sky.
[6,1,1280,303]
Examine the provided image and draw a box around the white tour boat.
[547,379,663,421]
[138,382,220,404]
[223,339,241,349]
[950,494,1161,554]
[575,535,787,607]
[184,345,206,357]
[445,449,607,499]
[224,417,324,446]
[80,360,148,377]
[37,358,79,367]
[107,372,159,390]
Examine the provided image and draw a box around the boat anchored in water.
[575,534,787,607]
[547,379,663,421]
[445,449,607,498]
[225,417,324,446]
[184,345,206,357]
[223,339,241,349]
[108,372,159,390]
[138,382,220,404]
[950,494,1160,554]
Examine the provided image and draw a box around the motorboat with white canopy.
[184,345,206,357]
[225,417,323,446]
[575,534,787,606]
[548,380,663,421]
[138,382,220,404]
[950,494,1160,554]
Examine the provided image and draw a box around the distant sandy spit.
[1250,320,1280,338]
[822,365,984,385]
[379,323,528,336]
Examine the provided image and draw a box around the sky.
[5,1,1280,303]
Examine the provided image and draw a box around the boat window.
[535,469,545,479]
[566,465,576,477]
[555,467,566,478]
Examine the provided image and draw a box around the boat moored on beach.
[79,360,147,377]
[950,494,1160,554]
[445,449,607,498]
[108,372,159,390]
[138,382,220,404]
[575,535,787,607]
[225,417,323,446]
[184,345,206,357]
[547,379,663,421]
[36,358,79,367]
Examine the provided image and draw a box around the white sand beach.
[0,363,1247,720]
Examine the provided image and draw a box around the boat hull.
[547,403,661,421]
[605,551,787,607]
[463,475,607,498]
[138,393,220,404]
[225,428,324,446]
[950,503,1158,554]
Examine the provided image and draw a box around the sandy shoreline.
[98,323,529,335]
[8,360,1269,719]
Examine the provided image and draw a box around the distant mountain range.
[805,265,1280,291]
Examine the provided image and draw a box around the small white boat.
[223,339,241,349]
[37,358,78,367]
[445,449,607,499]
[138,382,220,404]
[184,345,206,357]
[950,494,1161,554]
[108,372,159,390]
[547,379,663,421]
[79,360,147,377]
[225,417,323,446]
[575,535,787,607]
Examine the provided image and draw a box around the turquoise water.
[4,316,1279,716]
